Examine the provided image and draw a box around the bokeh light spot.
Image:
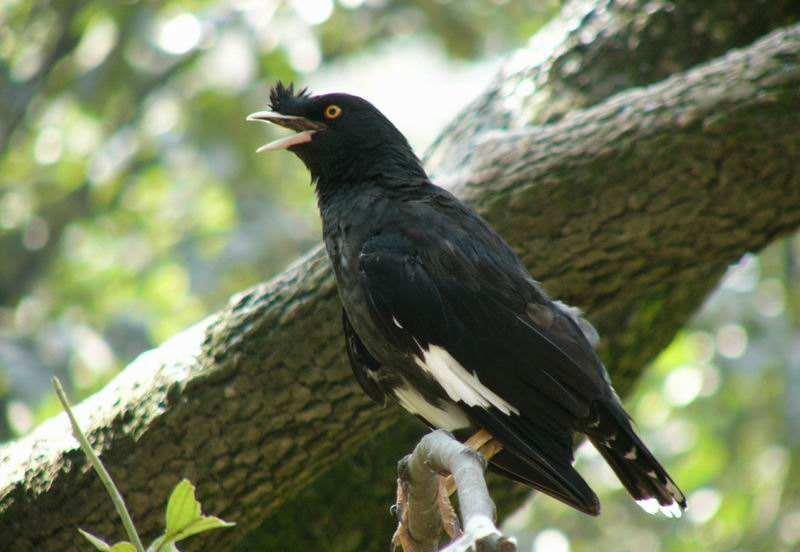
[142,93,181,136]
[722,254,759,292]
[34,127,63,165]
[75,17,117,71]
[533,529,570,552]
[73,326,116,379]
[691,331,715,364]
[0,191,32,230]
[287,36,322,73]
[199,31,255,91]
[687,488,722,524]
[699,363,721,397]
[755,445,789,485]
[636,390,671,428]
[292,0,334,25]
[755,278,785,318]
[7,400,34,435]
[716,324,748,359]
[156,13,202,55]
[663,365,702,407]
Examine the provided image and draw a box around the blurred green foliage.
[1,1,799,551]
[0,0,559,438]
[509,240,800,551]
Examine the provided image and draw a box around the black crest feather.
[269,81,311,113]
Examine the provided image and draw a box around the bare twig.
[394,430,517,552]
[52,377,146,552]
[442,430,502,497]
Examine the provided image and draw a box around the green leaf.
[170,516,235,542]
[108,544,137,552]
[161,479,234,549]
[165,479,202,535]
[149,535,181,552]
[78,529,110,551]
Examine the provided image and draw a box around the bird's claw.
[438,475,462,539]
[391,524,418,552]
[391,475,416,552]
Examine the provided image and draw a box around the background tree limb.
[1,2,799,551]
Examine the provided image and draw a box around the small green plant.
[53,378,234,552]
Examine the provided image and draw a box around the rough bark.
[0,2,799,551]
[427,0,800,172]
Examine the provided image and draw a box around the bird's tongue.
[256,130,315,152]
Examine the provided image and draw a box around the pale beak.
[246,110,326,152]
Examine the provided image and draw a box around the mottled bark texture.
[1,1,799,551]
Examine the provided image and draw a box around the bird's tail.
[585,400,686,517]
[488,448,601,516]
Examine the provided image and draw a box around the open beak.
[246,111,326,152]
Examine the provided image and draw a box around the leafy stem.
[52,377,146,552]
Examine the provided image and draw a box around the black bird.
[248,82,686,518]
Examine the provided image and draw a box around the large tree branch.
[1,8,800,552]
[427,0,800,172]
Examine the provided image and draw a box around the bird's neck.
[313,144,428,205]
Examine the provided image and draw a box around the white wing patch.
[636,497,683,518]
[414,345,519,416]
[394,385,470,430]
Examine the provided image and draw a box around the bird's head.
[247,82,423,193]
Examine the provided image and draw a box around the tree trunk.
[1,2,799,551]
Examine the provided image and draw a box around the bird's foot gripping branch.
[392,430,516,552]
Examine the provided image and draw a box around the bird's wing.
[342,309,386,405]
[358,228,606,513]
[358,229,608,418]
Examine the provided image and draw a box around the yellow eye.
[324,105,342,119]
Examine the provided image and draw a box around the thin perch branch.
[443,430,502,497]
[395,430,516,552]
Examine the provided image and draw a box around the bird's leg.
[443,429,503,496]
[434,429,503,543]
[436,430,514,552]
[393,430,506,551]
